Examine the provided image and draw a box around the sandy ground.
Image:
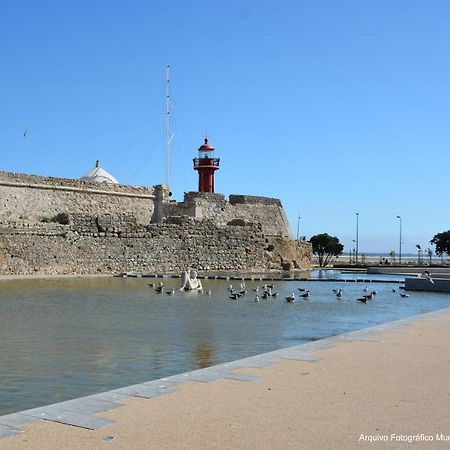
[1,310,450,450]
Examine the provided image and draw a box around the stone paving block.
[87,391,130,403]
[187,371,224,383]
[0,413,40,428]
[53,397,123,414]
[20,409,115,430]
[114,384,175,399]
[0,424,23,438]
[218,355,278,370]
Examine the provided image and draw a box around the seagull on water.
[285,293,295,303]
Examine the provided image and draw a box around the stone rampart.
[0,219,271,275]
[0,171,155,226]
[163,192,292,238]
[0,171,310,274]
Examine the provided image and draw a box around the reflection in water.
[194,343,214,369]
[0,276,449,416]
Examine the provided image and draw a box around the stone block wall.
[264,238,312,271]
[0,171,155,226]
[0,218,270,275]
[0,171,311,274]
[162,192,292,238]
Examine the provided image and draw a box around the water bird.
[400,293,410,298]
[165,289,175,295]
[229,292,243,300]
[285,293,295,303]
[228,285,233,292]
[207,289,212,296]
[357,297,368,303]
[392,288,397,293]
[299,290,310,299]
[336,289,343,298]
[155,283,164,293]
[298,288,306,292]
[254,295,260,303]
[147,283,155,287]
[270,291,279,297]
[371,290,377,296]
[253,286,260,292]
[262,292,269,299]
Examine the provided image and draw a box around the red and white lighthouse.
[193,138,220,193]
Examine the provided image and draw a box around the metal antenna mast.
[165,64,171,189]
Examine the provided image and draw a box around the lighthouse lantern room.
[193,138,220,193]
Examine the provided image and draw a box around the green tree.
[309,233,344,267]
[430,230,450,257]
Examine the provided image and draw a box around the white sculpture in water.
[180,269,203,291]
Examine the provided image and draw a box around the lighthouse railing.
[193,157,220,169]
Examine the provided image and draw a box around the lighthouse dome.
[80,161,119,184]
[198,138,214,152]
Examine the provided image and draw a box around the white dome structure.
[80,161,119,184]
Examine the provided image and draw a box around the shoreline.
[0,272,405,284]
[1,306,450,448]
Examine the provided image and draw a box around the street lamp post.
[296,214,301,240]
[397,215,402,265]
[355,212,359,264]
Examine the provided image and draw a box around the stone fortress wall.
[0,171,311,275]
[162,192,293,238]
[0,171,155,226]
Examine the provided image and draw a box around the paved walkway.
[1,308,450,449]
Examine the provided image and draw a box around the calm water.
[1,275,450,416]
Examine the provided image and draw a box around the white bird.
[285,292,295,303]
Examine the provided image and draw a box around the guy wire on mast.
[165,65,171,190]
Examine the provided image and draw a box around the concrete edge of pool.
[0,306,448,440]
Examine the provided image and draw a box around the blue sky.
[1,0,450,254]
